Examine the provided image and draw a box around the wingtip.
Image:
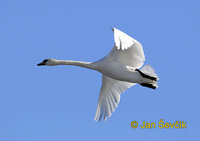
[111,27,116,32]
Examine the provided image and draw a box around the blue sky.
[0,0,199,140]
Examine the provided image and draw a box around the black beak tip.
[37,60,48,66]
[37,63,43,66]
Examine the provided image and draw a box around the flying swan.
[37,28,158,121]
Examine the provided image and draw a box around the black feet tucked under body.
[135,69,157,81]
[140,83,156,89]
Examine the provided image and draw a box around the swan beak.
[37,61,46,66]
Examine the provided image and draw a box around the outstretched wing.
[94,75,135,121]
[107,28,145,69]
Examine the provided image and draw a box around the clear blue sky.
[0,0,199,140]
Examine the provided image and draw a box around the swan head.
[37,59,57,66]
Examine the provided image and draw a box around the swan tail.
[136,65,159,89]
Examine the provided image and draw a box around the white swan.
[37,28,158,121]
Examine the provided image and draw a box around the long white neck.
[52,60,98,70]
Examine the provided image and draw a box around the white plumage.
[108,28,145,69]
[38,28,158,121]
[94,75,135,121]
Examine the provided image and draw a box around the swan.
[37,28,158,121]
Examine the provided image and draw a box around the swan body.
[38,28,158,121]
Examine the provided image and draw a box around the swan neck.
[54,60,97,70]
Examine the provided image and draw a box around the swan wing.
[94,75,135,121]
[107,28,145,69]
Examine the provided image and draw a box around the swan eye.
[43,59,49,64]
